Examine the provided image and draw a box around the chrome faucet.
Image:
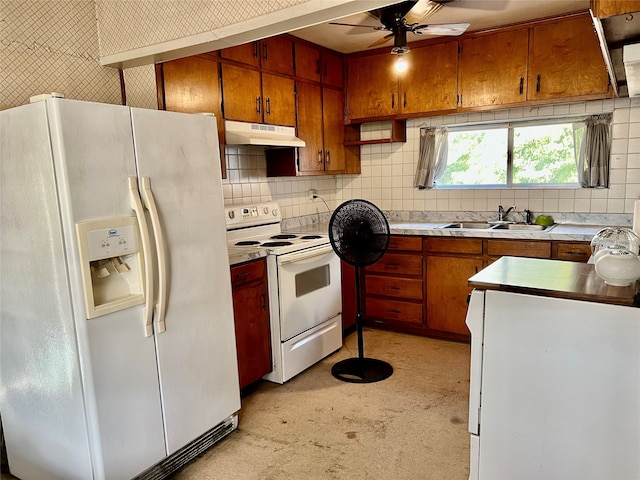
[498,205,516,221]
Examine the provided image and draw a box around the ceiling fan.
[330,0,470,54]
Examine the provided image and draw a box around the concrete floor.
[174,328,472,480]
[1,328,471,480]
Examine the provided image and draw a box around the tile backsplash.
[223,97,639,223]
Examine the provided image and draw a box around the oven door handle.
[278,244,334,265]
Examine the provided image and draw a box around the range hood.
[592,9,640,97]
[224,120,305,147]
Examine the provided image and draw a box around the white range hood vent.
[224,120,305,148]
[624,43,640,97]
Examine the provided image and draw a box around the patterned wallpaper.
[95,0,308,57]
[0,0,121,109]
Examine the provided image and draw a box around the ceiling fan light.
[391,45,410,55]
[394,53,409,73]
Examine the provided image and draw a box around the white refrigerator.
[0,98,241,479]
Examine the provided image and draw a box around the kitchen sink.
[439,222,550,231]
[440,222,493,229]
[492,223,548,231]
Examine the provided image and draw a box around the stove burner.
[262,241,294,247]
[236,241,261,246]
[270,234,297,240]
[301,235,322,239]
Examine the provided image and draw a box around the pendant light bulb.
[395,53,408,73]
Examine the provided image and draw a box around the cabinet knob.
[536,74,541,93]
[266,97,271,115]
[256,96,261,114]
[326,150,330,164]
[318,150,323,164]
[519,77,524,95]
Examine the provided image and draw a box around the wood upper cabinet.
[322,50,344,88]
[262,73,296,126]
[221,64,295,126]
[220,37,294,75]
[297,82,345,174]
[400,41,458,114]
[295,43,344,88]
[295,42,321,82]
[590,0,640,18]
[221,64,262,123]
[230,259,272,389]
[158,55,226,178]
[459,28,529,108]
[322,87,346,173]
[220,42,260,67]
[528,14,610,101]
[346,53,399,121]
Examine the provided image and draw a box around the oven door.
[276,244,341,342]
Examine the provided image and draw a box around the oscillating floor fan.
[329,199,393,383]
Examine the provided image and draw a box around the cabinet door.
[346,53,399,121]
[528,14,610,100]
[161,55,225,177]
[261,36,294,75]
[295,43,321,82]
[262,73,296,126]
[221,64,262,123]
[459,29,529,108]
[400,41,458,114]
[322,87,345,173]
[322,50,344,88]
[231,261,272,389]
[296,81,324,173]
[220,42,260,67]
[426,256,481,337]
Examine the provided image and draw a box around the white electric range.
[225,202,342,384]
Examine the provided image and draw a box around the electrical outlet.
[308,189,316,200]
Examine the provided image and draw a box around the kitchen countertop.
[469,256,639,307]
[228,222,611,266]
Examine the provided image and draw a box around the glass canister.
[590,227,640,257]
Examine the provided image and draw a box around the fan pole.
[355,265,364,359]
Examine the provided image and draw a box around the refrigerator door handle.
[129,176,155,337]
[141,176,168,333]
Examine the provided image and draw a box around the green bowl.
[535,215,554,226]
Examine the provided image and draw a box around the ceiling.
[290,0,591,54]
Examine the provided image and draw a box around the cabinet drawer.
[387,235,422,251]
[230,259,266,287]
[366,253,423,276]
[555,242,592,262]
[366,297,423,324]
[365,275,423,300]
[487,240,551,258]
[426,237,483,255]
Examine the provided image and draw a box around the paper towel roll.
[634,199,640,237]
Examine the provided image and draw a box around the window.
[437,118,585,188]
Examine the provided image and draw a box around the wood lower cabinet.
[363,236,425,332]
[361,235,591,342]
[425,238,483,340]
[230,259,272,389]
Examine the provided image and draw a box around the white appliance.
[224,120,306,147]
[465,289,640,480]
[0,98,241,479]
[226,202,342,384]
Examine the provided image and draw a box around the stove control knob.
[263,206,269,215]
[272,208,279,216]
[228,210,235,219]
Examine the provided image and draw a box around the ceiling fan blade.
[329,22,378,29]
[414,22,470,36]
[404,0,443,25]
[368,33,394,48]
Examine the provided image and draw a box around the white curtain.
[414,127,448,189]
[576,113,612,188]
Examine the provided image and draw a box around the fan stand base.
[331,357,393,384]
